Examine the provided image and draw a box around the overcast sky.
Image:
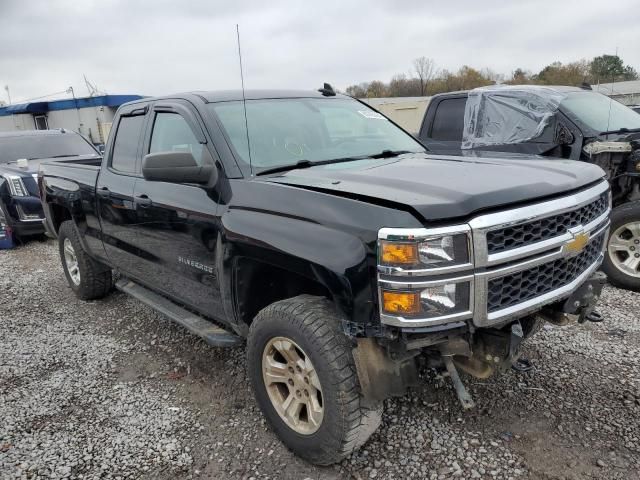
[1,0,639,103]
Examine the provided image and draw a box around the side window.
[149,112,203,163]
[430,98,466,141]
[111,115,145,173]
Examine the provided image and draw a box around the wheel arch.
[220,208,375,334]
[41,177,91,250]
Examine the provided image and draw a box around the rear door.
[127,100,226,320]
[97,103,149,272]
[419,95,466,153]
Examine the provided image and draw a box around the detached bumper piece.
[442,356,475,410]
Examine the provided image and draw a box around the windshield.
[0,133,98,164]
[560,92,640,133]
[209,97,424,172]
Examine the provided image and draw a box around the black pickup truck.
[40,88,610,465]
[417,85,640,290]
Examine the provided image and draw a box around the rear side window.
[111,115,145,173]
[149,113,203,163]
[430,98,466,141]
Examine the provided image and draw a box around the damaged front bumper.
[362,181,612,408]
[354,270,608,410]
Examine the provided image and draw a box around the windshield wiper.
[599,127,640,135]
[50,154,81,158]
[256,150,415,176]
[369,149,412,158]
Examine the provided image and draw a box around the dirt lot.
[1,239,639,480]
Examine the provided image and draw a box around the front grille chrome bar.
[469,181,610,268]
[484,252,604,324]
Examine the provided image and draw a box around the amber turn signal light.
[380,241,419,265]
[382,290,421,315]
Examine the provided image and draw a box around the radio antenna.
[236,24,253,174]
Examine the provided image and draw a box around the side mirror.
[142,151,217,184]
[555,123,575,146]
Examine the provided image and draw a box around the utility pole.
[67,86,83,134]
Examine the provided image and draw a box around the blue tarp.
[0,95,143,117]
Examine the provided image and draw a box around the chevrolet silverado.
[39,87,610,464]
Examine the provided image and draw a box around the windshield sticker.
[358,110,386,120]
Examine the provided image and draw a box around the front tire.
[247,295,382,465]
[58,220,113,300]
[602,202,640,291]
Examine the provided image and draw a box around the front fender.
[221,207,373,323]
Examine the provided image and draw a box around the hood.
[261,153,605,221]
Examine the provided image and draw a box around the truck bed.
[39,158,101,185]
[39,159,102,245]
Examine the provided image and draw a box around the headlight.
[378,225,474,326]
[381,278,472,320]
[6,175,28,197]
[379,225,471,272]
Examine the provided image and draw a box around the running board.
[115,278,242,347]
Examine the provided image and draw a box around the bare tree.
[413,57,436,96]
[366,81,387,98]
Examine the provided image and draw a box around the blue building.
[0,94,143,145]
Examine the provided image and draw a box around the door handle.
[135,194,152,207]
[97,187,110,198]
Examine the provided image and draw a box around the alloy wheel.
[608,221,640,278]
[262,336,324,435]
[63,238,81,285]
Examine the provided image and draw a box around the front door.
[97,106,147,272]
[128,101,226,321]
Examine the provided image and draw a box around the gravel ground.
[1,239,639,480]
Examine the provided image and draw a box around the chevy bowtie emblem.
[562,227,590,257]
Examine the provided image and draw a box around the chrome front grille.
[486,191,609,254]
[471,181,610,326]
[487,231,605,313]
[377,180,611,329]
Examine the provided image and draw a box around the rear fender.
[42,177,90,250]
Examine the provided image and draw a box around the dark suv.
[0,129,100,244]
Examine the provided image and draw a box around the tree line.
[344,54,639,98]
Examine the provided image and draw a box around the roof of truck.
[197,90,347,102]
[120,90,348,108]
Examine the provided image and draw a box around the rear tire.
[58,220,113,300]
[602,202,640,291]
[247,295,382,465]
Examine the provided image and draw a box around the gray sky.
[1,0,639,103]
